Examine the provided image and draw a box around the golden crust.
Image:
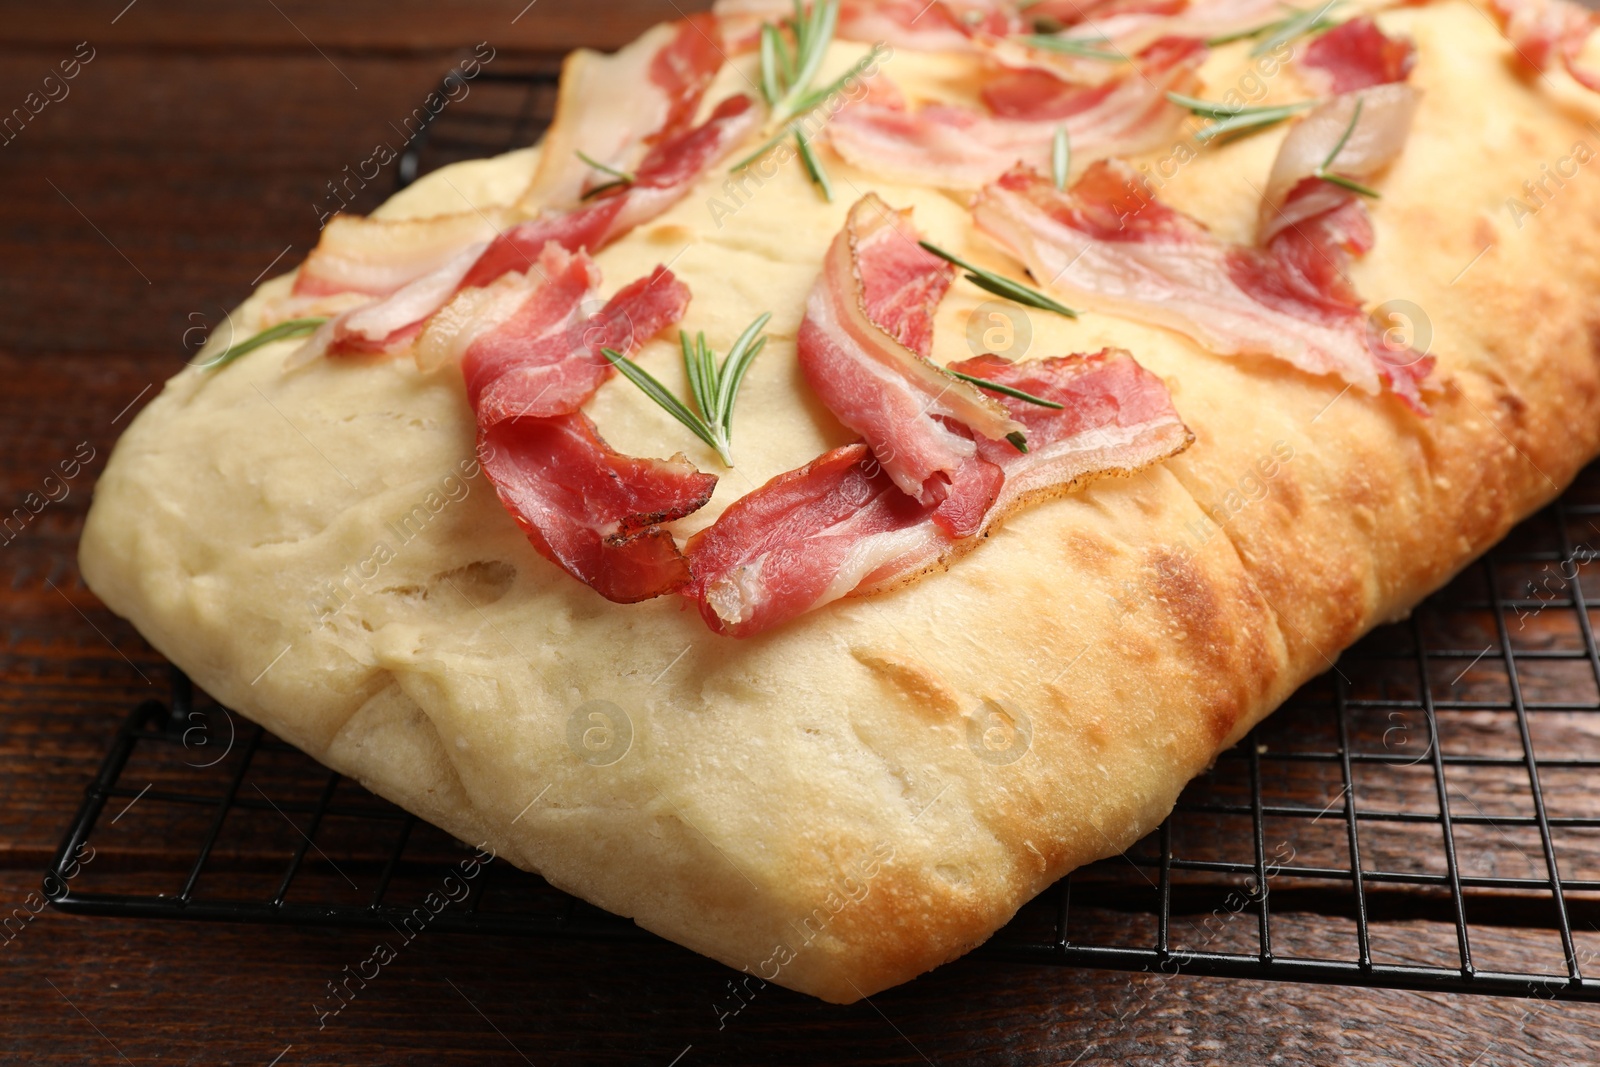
[79,1,1600,1002]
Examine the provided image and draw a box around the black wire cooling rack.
[45,68,1600,1003]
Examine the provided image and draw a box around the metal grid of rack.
[46,68,1600,1002]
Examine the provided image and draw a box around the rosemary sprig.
[576,150,636,200]
[1248,0,1339,56]
[738,0,843,200]
[1314,97,1380,198]
[205,317,328,372]
[918,240,1078,319]
[1166,92,1316,142]
[794,124,834,202]
[1019,33,1128,61]
[601,313,772,467]
[946,369,1065,410]
[1206,11,1336,46]
[1052,125,1071,191]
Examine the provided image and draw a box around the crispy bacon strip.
[464,95,760,289]
[974,161,1431,409]
[482,413,716,604]
[685,349,1192,637]
[798,195,1021,531]
[826,39,1202,188]
[517,14,727,214]
[1299,16,1416,94]
[1490,0,1600,93]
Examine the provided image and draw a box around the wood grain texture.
[2,1,1600,1062]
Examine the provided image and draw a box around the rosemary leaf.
[206,317,328,372]
[1019,34,1128,61]
[1206,12,1336,46]
[1006,431,1031,454]
[1320,95,1361,168]
[729,127,792,173]
[575,150,634,183]
[946,369,1066,410]
[713,312,773,427]
[759,25,783,108]
[1249,0,1339,57]
[1314,97,1380,197]
[788,0,838,109]
[748,0,842,199]
[794,126,834,202]
[579,179,631,201]
[602,347,722,454]
[1316,171,1381,198]
[1174,97,1316,143]
[603,313,773,467]
[920,241,1079,319]
[1052,125,1071,191]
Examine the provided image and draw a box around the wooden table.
[3,2,1599,1062]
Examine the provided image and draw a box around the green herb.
[1005,431,1030,454]
[918,240,1078,319]
[1167,92,1316,142]
[1206,11,1336,46]
[794,124,834,202]
[736,0,843,200]
[601,312,772,467]
[576,150,636,200]
[946,369,1065,410]
[1052,125,1071,191]
[205,317,328,372]
[1314,97,1380,197]
[1248,0,1339,56]
[1019,33,1128,61]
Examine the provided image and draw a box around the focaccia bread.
[80,0,1600,1001]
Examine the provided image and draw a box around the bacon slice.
[516,14,726,214]
[465,95,761,290]
[293,212,505,300]
[1004,0,1270,78]
[290,21,730,316]
[442,244,707,603]
[1299,16,1416,94]
[826,39,1202,188]
[798,195,1021,531]
[685,349,1191,637]
[1489,0,1600,93]
[1258,83,1419,244]
[840,0,1024,50]
[482,413,716,604]
[973,161,1431,408]
[291,94,753,370]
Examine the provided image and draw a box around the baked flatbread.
[80,0,1600,1001]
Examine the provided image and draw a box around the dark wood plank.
[0,0,713,54]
